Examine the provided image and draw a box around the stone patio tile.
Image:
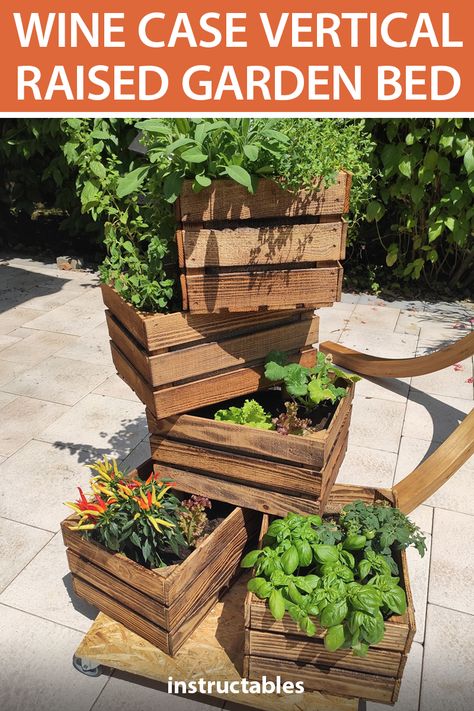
[420,605,474,711]
[5,326,37,339]
[0,334,21,351]
[337,328,417,402]
[348,397,406,453]
[0,532,98,633]
[0,396,69,457]
[367,641,423,711]
[339,327,418,357]
[0,359,31,387]
[396,309,472,341]
[394,436,474,516]
[0,440,93,532]
[0,330,78,365]
[2,356,114,405]
[350,303,400,331]
[22,290,106,336]
[407,535,432,644]
[93,373,140,402]
[38,393,147,462]
[120,438,151,471]
[0,306,43,334]
[410,357,473,400]
[0,391,16,409]
[55,323,113,367]
[402,394,472,443]
[316,302,355,342]
[337,444,397,489]
[429,508,474,616]
[341,292,361,304]
[0,518,52,593]
[0,605,108,711]
[407,505,433,536]
[92,672,223,711]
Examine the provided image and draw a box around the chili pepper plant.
[241,502,426,657]
[65,456,211,568]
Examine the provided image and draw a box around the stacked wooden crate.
[244,489,416,705]
[66,175,368,689]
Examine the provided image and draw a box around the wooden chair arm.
[320,331,474,378]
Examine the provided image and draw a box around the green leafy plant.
[339,500,427,573]
[214,399,275,430]
[118,118,291,200]
[265,351,360,412]
[241,504,425,656]
[364,118,474,289]
[177,495,212,546]
[65,456,190,569]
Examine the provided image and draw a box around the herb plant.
[66,456,197,568]
[241,503,425,656]
[265,351,360,411]
[214,399,275,430]
[178,495,212,546]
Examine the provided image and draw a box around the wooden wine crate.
[61,460,261,657]
[175,173,350,314]
[244,489,416,705]
[147,382,354,517]
[101,284,319,419]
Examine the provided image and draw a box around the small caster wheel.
[73,655,102,677]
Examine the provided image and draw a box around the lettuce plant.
[215,399,275,430]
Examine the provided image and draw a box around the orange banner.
[1,0,472,113]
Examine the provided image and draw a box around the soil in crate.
[148,383,354,517]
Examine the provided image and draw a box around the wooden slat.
[102,284,308,352]
[152,408,350,516]
[150,436,322,496]
[152,463,322,517]
[246,657,396,704]
[151,349,317,418]
[61,519,168,601]
[248,605,411,654]
[67,549,167,627]
[177,173,351,222]
[148,380,353,470]
[164,506,260,601]
[182,222,345,268]
[146,317,319,387]
[148,410,327,469]
[185,264,342,313]
[72,576,170,652]
[248,630,402,677]
[108,310,318,389]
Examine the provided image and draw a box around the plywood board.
[75,577,357,711]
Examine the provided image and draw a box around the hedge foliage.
[0,118,472,297]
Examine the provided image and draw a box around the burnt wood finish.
[244,500,416,704]
[101,284,319,419]
[174,174,351,313]
[62,461,261,656]
[148,383,354,516]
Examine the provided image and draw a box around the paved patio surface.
[0,254,472,711]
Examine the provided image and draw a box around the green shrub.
[364,118,474,290]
